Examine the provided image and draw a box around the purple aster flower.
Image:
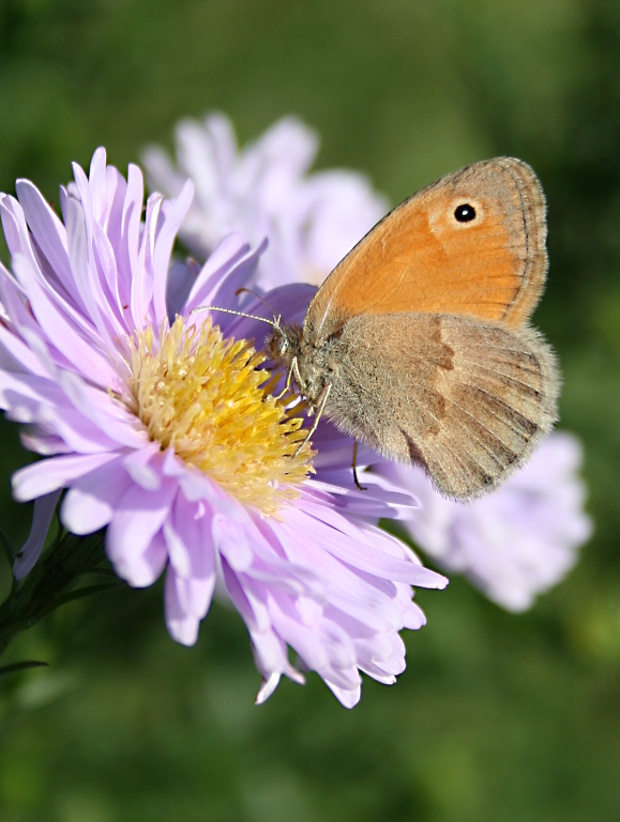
[0,149,446,707]
[141,112,389,291]
[376,432,592,611]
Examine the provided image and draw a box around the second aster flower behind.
[141,112,389,291]
[0,149,446,707]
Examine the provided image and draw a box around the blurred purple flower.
[377,432,592,611]
[0,149,446,706]
[142,112,388,291]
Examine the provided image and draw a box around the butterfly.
[267,157,559,499]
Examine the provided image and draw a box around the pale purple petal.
[61,458,133,534]
[123,529,168,588]
[255,672,284,705]
[151,180,194,326]
[106,480,178,575]
[13,491,61,580]
[13,182,72,296]
[11,252,119,385]
[13,452,121,501]
[164,492,216,581]
[164,565,201,646]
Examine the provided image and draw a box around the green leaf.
[0,660,50,677]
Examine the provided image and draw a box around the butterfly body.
[268,157,559,500]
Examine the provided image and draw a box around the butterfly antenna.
[190,304,280,328]
[235,287,279,317]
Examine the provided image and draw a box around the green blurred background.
[1,1,619,820]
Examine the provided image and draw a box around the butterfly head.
[267,317,303,368]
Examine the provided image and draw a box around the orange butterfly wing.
[305,157,547,341]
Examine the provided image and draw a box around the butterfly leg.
[293,382,332,456]
[274,356,304,401]
[352,439,367,491]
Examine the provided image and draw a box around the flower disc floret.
[126,316,312,515]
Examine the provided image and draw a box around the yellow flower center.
[125,316,313,515]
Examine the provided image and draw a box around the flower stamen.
[126,317,313,515]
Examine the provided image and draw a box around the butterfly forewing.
[305,158,547,342]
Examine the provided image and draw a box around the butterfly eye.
[453,203,477,223]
